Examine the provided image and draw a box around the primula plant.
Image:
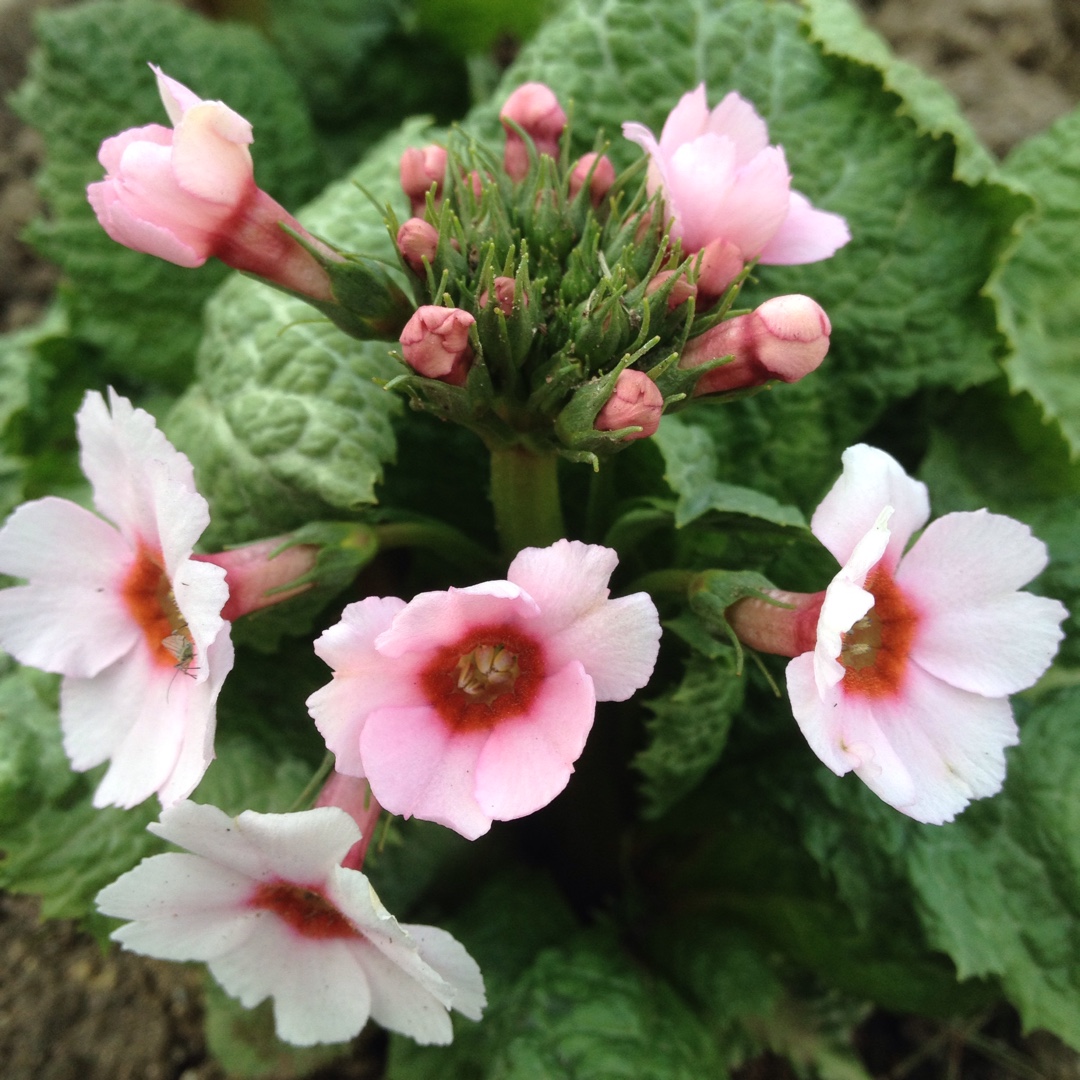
[2,0,1080,1075]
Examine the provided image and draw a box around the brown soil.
[1,0,1078,1077]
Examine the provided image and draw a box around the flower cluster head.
[96,801,485,1046]
[307,540,661,840]
[622,84,850,266]
[0,390,233,808]
[771,445,1066,823]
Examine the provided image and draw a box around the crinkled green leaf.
[654,416,806,530]
[165,123,437,546]
[908,688,1080,1048]
[992,106,1080,458]
[482,0,1025,506]
[12,0,327,388]
[635,650,745,819]
[418,0,554,56]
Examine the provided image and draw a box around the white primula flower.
[96,801,486,1046]
[0,389,232,808]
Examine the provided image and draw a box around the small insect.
[162,631,198,680]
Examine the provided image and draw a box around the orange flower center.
[839,564,919,698]
[120,542,195,673]
[249,880,360,940]
[420,622,543,731]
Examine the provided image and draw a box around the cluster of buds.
[387,82,842,465]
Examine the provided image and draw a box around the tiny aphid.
[162,632,197,679]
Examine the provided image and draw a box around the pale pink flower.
[87,66,336,301]
[307,540,662,839]
[96,801,485,1046]
[594,370,664,440]
[622,85,850,264]
[785,445,1067,823]
[0,390,233,809]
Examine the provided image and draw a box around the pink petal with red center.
[360,705,493,839]
[898,511,1066,695]
[374,581,539,658]
[812,444,930,569]
[0,500,137,677]
[352,939,454,1045]
[473,660,594,820]
[171,101,254,205]
[77,391,207,571]
[403,925,486,1020]
[759,190,852,265]
[865,665,1018,823]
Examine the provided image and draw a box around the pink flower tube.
[88,66,336,302]
[307,540,662,839]
[730,445,1067,823]
[623,85,850,264]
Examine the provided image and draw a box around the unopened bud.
[400,305,476,387]
[682,294,831,395]
[500,82,568,181]
[569,153,616,205]
[693,238,744,300]
[397,217,440,275]
[594,369,663,440]
[479,276,522,316]
[193,536,317,621]
[646,270,697,310]
[400,144,447,215]
[315,773,381,871]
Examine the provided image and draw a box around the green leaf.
[992,105,1080,457]
[483,0,1026,506]
[635,650,745,820]
[165,120,440,545]
[12,0,327,388]
[654,416,807,530]
[907,688,1080,1049]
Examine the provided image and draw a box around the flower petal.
[87,178,207,267]
[715,145,793,258]
[759,190,851,265]
[360,705,492,839]
[171,101,254,205]
[812,444,930,568]
[657,84,709,152]
[149,801,274,879]
[404,924,486,1021]
[704,91,770,164]
[233,805,361,885]
[473,661,595,821]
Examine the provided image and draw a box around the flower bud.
[594,370,663,440]
[193,536,317,621]
[399,144,447,215]
[569,153,616,205]
[315,773,381,871]
[646,269,697,310]
[693,238,744,300]
[400,305,476,387]
[396,217,439,275]
[500,82,568,181]
[478,276,522,317]
[681,294,831,395]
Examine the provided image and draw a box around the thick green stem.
[489,445,565,557]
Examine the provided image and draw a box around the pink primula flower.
[622,84,850,264]
[96,801,485,1046]
[785,445,1067,823]
[87,66,335,301]
[307,540,662,839]
[0,390,233,809]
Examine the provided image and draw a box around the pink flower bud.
[193,536,317,621]
[478,276,522,316]
[396,217,439,275]
[399,144,447,215]
[646,269,697,310]
[594,370,664,440]
[87,66,337,303]
[569,153,616,205]
[681,294,831,395]
[693,238,744,300]
[500,82,568,181]
[399,305,476,387]
[314,773,381,871]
